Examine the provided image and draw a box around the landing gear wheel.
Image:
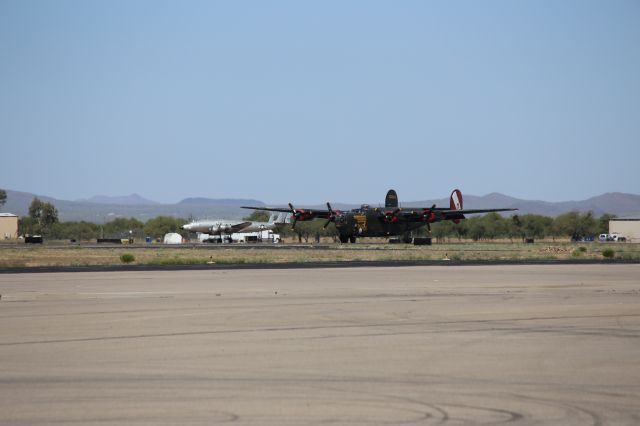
[339,235,349,244]
[349,236,357,244]
[402,233,413,244]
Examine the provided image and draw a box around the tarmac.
[1,264,639,425]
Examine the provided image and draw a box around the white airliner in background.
[180,212,290,235]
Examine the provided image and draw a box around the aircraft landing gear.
[402,233,413,244]
[339,235,356,243]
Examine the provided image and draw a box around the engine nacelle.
[382,210,399,223]
[293,209,314,221]
[422,209,437,223]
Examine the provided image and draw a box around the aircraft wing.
[242,206,292,213]
[229,221,253,232]
[438,208,517,221]
[398,207,517,222]
[446,208,517,215]
[241,206,333,219]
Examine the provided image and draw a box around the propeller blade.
[324,202,335,228]
[288,202,298,229]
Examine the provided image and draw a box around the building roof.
[610,215,640,221]
[0,213,18,217]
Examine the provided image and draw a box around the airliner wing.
[229,221,253,232]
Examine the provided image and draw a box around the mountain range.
[2,189,639,223]
[77,194,159,205]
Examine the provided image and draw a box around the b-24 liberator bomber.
[242,189,517,243]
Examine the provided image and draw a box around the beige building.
[609,217,640,243]
[0,213,19,240]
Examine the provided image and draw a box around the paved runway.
[1,265,639,425]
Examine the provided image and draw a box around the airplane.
[181,212,290,237]
[242,189,517,243]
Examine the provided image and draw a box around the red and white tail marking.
[450,189,463,210]
[450,189,463,224]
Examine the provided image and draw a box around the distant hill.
[405,192,640,217]
[1,190,265,223]
[2,189,639,222]
[179,197,264,206]
[79,194,159,205]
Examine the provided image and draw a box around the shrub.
[602,249,615,259]
[120,253,135,264]
[578,246,587,252]
[571,249,583,258]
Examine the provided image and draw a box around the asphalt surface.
[1,265,639,425]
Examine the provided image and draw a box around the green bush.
[602,249,615,259]
[572,246,588,257]
[120,253,135,264]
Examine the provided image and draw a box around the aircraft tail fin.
[450,189,463,223]
[385,189,398,208]
[269,212,291,224]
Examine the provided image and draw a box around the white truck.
[198,230,281,244]
[599,233,627,242]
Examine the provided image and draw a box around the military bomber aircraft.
[242,189,517,243]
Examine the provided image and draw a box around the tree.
[509,215,525,241]
[467,217,487,241]
[103,217,145,238]
[144,216,186,238]
[451,220,468,241]
[28,197,58,234]
[431,220,456,242]
[597,213,616,235]
[0,189,6,208]
[19,216,38,236]
[478,212,509,240]
[47,221,100,241]
[553,211,597,239]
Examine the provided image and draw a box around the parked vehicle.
[198,230,280,243]
[599,233,626,242]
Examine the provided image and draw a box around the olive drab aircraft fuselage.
[242,189,517,243]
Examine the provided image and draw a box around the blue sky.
[1,1,638,204]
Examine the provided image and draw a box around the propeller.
[288,203,313,230]
[422,204,437,232]
[382,208,401,224]
[288,203,299,230]
[323,202,340,229]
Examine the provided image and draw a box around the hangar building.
[609,216,640,243]
[0,213,19,240]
